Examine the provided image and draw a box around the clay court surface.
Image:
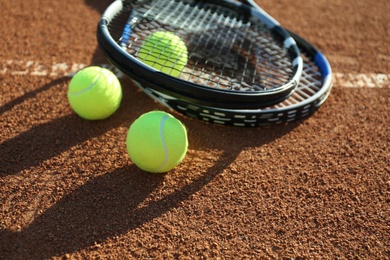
[1,0,389,259]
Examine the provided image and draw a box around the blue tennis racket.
[136,30,332,126]
[97,0,303,109]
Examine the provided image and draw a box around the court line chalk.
[0,60,124,78]
[333,72,389,88]
[1,60,389,88]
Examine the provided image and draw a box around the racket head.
[97,0,303,108]
[131,30,333,127]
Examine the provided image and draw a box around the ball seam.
[154,115,169,172]
[68,68,103,96]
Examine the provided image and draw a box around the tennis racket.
[97,0,303,109]
[126,30,332,127]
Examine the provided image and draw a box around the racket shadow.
[1,117,303,258]
[0,114,111,176]
[1,166,164,258]
[84,0,113,15]
[85,0,119,66]
[0,77,69,117]
[0,76,145,177]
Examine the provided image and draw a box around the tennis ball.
[67,66,122,120]
[126,111,188,173]
[138,31,188,77]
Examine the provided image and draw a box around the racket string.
[270,51,321,109]
[109,0,295,92]
[186,14,253,90]
[128,47,326,126]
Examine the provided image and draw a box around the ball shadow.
[1,117,303,258]
[1,1,310,258]
[2,166,165,259]
[0,114,111,176]
[0,1,135,177]
[0,75,147,177]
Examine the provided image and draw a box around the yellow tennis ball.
[67,66,122,120]
[138,31,188,77]
[126,111,188,173]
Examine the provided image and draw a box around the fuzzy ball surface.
[138,31,188,77]
[68,66,122,120]
[126,111,188,173]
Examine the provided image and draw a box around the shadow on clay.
[0,119,303,258]
[0,0,307,258]
[0,75,144,177]
[0,0,128,177]
[0,78,69,118]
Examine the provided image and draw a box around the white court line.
[333,72,389,88]
[0,60,389,88]
[0,60,124,78]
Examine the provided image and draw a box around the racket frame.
[97,0,303,109]
[127,30,333,126]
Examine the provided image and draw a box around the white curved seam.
[68,68,103,96]
[155,115,169,171]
